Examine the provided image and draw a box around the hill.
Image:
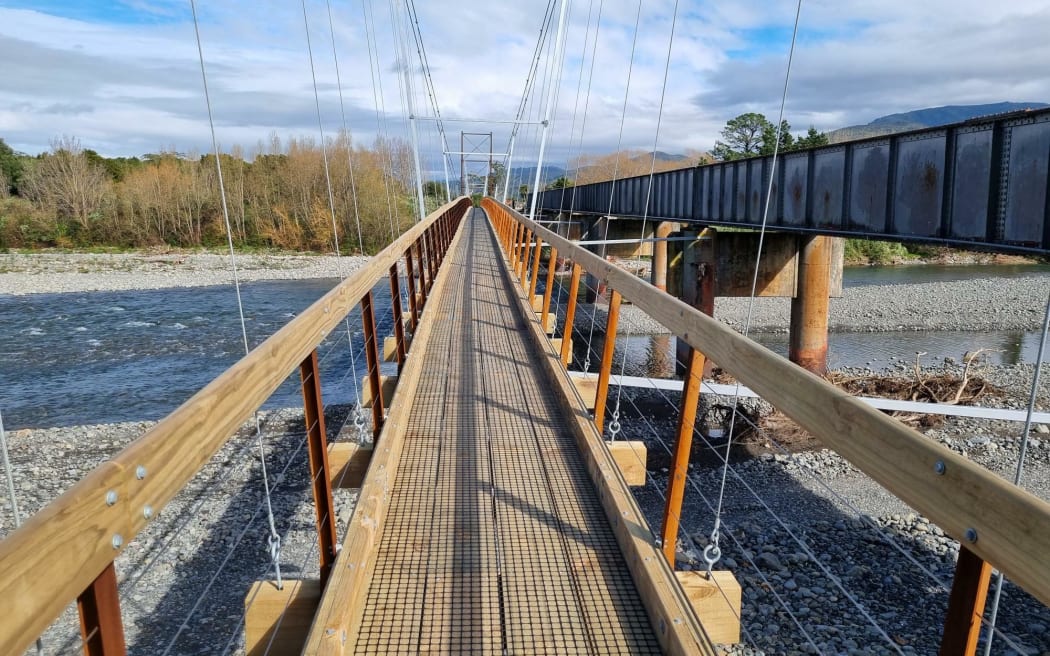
[827,102,1049,143]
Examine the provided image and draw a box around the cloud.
[0,0,1047,187]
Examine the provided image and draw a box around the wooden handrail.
[0,197,472,656]
[482,198,1050,608]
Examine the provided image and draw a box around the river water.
[1,265,1047,429]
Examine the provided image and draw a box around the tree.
[423,180,447,199]
[712,113,771,160]
[518,184,529,203]
[20,136,111,234]
[545,176,573,190]
[0,138,24,195]
[489,161,506,196]
[759,119,794,155]
[793,126,829,150]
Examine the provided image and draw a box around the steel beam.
[531,108,1050,254]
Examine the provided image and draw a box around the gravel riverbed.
[2,254,1049,654]
[0,251,368,295]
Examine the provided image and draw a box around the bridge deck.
[352,209,661,654]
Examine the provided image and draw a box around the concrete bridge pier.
[789,235,833,375]
[584,216,609,303]
[650,221,675,292]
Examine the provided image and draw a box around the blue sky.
[1,0,1049,179]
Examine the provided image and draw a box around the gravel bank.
[0,252,369,295]
[1,406,364,656]
[616,361,1050,655]
[551,273,1048,336]
[3,364,1048,654]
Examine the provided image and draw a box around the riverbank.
[3,363,1047,654]
[0,251,368,295]
[565,274,1048,336]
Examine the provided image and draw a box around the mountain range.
[826,102,1049,143]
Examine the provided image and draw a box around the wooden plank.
[571,372,598,409]
[302,207,471,656]
[0,198,472,656]
[244,579,321,656]
[606,440,647,486]
[531,294,544,312]
[327,443,373,489]
[359,375,397,409]
[676,571,742,645]
[489,198,1050,608]
[382,336,398,362]
[483,201,715,656]
[549,338,572,366]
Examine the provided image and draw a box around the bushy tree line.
[0,133,423,253]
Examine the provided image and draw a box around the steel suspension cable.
[188,0,283,590]
[608,0,681,441]
[707,0,803,576]
[301,0,342,256]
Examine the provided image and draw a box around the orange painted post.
[511,223,523,269]
[361,291,385,441]
[789,235,832,374]
[426,228,437,287]
[300,350,339,584]
[389,264,407,369]
[939,546,993,656]
[405,252,419,332]
[414,241,428,309]
[77,563,126,656]
[560,264,582,366]
[520,230,533,288]
[540,246,558,329]
[593,289,622,434]
[652,221,674,291]
[662,347,705,566]
[528,235,543,300]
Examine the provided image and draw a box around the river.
[1,265,1047,429]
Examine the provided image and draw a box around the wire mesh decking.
[353,209,661,655]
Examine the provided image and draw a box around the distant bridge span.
[532,108,1050,255]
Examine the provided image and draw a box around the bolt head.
[143,505,154,520]
[934,460,946,475]
[136,465,147,479]
[105,490,118,506]
[112,534,123,550]
[965,528,978,543]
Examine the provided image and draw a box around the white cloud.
[0,0,1047,186]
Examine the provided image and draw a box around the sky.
[2,0,1050,183]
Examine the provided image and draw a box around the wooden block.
[571,373,598,409]
[606,440,647,486]
[327,442,374,488]
[675,571,742,645]
[543,313,557,334]
[360,375,397,407]
[383,336,399,362]
[531,294,544,312]
[244,579,322,656]
[550,338,572,365]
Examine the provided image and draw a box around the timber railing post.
[528,234,543,301]
[426,228,437,287]
[519,230,533,288]
[415,242,428,309]
[300,349,339,584]
[361,291,384,441]
[513,223,525,271]
[593,289,622,433]
[939,546,992,656]
[540,246,558,330]
[389,264,407,370]
[662,347,705,566]
[559,263,582,366]
[77,563,126,656]
[405,252,419,332]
